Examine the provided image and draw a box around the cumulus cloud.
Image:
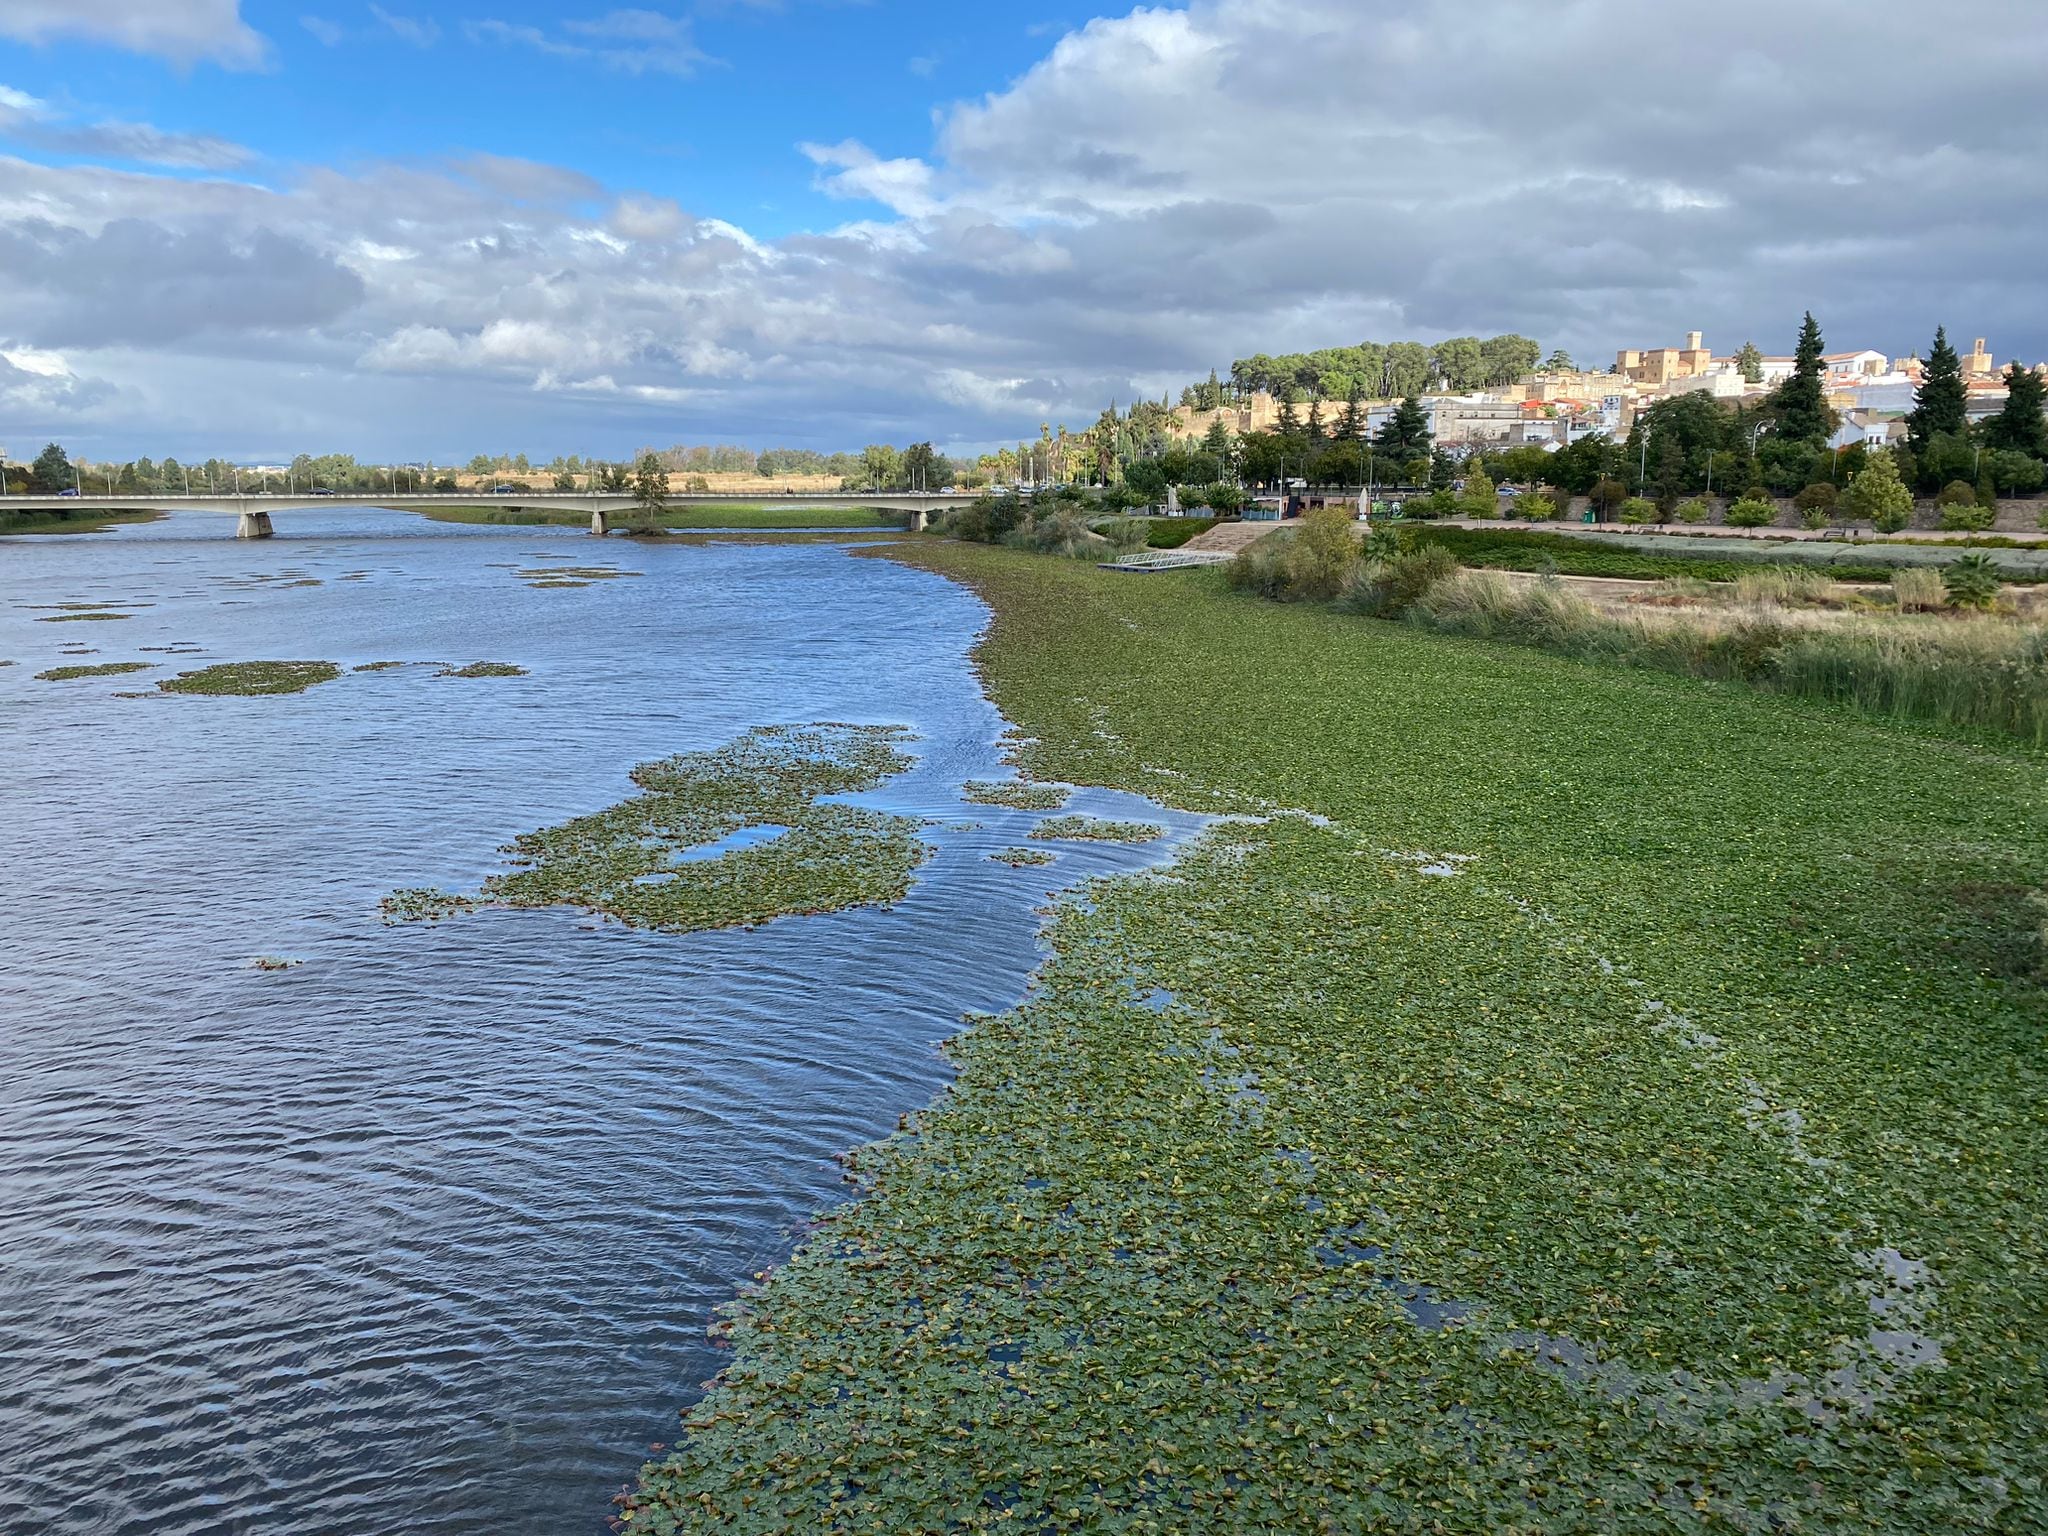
[7,0,2048,459]
[0,0,268,69]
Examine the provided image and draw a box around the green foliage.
[631,452,669,523]
[434,661,526,678]
[30,441,73,493]
[1458,469,1498,518]
[1675,497,1712,525]
[1794,483,1839,529]
[1724,496,1779,528]
[1984,363,2048,458]
[1987,449,2046,496]
[1769,311,1836,444]
[1373,395,1433,460]
[1027,814,1165,844]
[1938,482,1994,532]
[1842,451,1916,533]
[641,539,2048,1533]
[1942,553,2003,610]
[1908,326,1970,455]
[1617,496,1658,525]
[35,661,155,681]
[1145,517,1219,549]
[1735,341,1765,384]
[988,846,1056,867]
[383,724,928,933]
[1588,477,1627,516]
[1335,543,1458,618]
[1283,504,1365,600]
[159,661,341,696]
[963,780,1072,811]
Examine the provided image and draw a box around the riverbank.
[626,540,2048,1532]
[414,504,905,530]
[0,508,163,536]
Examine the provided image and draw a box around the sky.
[0,0,2045,464]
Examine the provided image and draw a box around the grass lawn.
[412,503,906,530]
[626,542,2048,1534]
[0,509,163,536]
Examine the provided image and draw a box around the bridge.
[0,491,960,538]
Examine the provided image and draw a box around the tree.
[1908,326,1969,459]
[1588,477,1628,518]
[1770,312,1833,444]
[1735,342,1765,385]
[1984,364,2048,458]
[1724,496,1779,528]
[1431,336,1485,391]
[903,441,949,491]
[1201,416,1234,461]
[1275,397,1303,441]
[1794,482,1838,528]
[1839,449,1914,533]
[1374,396,1432,460]
[1283,503,1362,601]
[1540,349,1576,373]
[1459,468,1498,518]
[631,451,668,527]
[30,442,73,493]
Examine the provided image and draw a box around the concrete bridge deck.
[0,491,957,537]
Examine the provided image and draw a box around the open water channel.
[0,512,1201,1534]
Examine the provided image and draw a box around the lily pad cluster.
[963,779,1071,811]
[989,846,1057,867]
[1028,814,1166,844]
[383,723,929,934]
[435,661,527,678]
[622,541,2048,1533]
[158,661,342,696]
[35,661,154,682]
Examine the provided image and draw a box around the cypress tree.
[1336,393,1363,441]
[1984,363,2048,458]
[1771,312,1831,444]
[1908,326,1968,451]
[1374,395,1432,459]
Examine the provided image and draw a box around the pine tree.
[1735,342,1764,385]
[1770,312,1832,444]
[1374,395,1432,459]
[1275,397,1303,441]
[1305,399,1325,444]
[1908,326,1968,451]
[1984,363,2048,458]
[1335,393,1363,441]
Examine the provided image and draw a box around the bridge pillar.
[590,509,611,536]
[906,509,927,533]
[236,510,274,539]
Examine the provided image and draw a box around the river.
[0,512,1198,1534]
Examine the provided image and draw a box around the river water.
[0,512,1199,1535]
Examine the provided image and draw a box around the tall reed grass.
[1410,571,2048,745]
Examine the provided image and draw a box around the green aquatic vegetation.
[248,956,303,971]
[353,661,408,672]
[435,661,527,678]
[528,578,589,589]
[519,565,636,582]
[1028,813,1166,843]
[34,661,155,681]
[36,611,130,622]
[380,888,480,922]
[384,723,929,934]
[158,661,342,696]
[989,846,1057,867]
[962,778,1071,811]
[624,541,2048,1533]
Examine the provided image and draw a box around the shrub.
[1200,483,1247,516]
[1794,483,1838,529]
[1511,493,1563,522]
[1943,552,2004,610]
[1145,516,1218,549]
[1401,489,1458,520]
[1733,566,1837,607]
[1675,497,1712,525]
[1095,517,1150,552]
[1841,451,1915,533]
[1724,497,1778,528]
[1936,479,1979,509]
[1336,544,1459,618]
[1618,497,1659,525]
[1005,510,1104,559]
[1225,539,1292,599]
[1940,499,1995,532]
[1284,504,1364,600]
[1892,567,1946,612]
[1588,477,1627,517]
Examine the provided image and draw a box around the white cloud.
[466,9,712,77]
[0,0,268,69]
[0,86,256,169]
[6,0,2048,460]
[369,5,439,47]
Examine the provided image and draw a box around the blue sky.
[1,0,2044,464]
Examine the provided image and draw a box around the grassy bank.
[1417,525,2048,583]
[0,508,162,536]
[413,503,906,530]
[625,542,2048,1533]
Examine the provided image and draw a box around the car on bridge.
[57,487,79,497]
